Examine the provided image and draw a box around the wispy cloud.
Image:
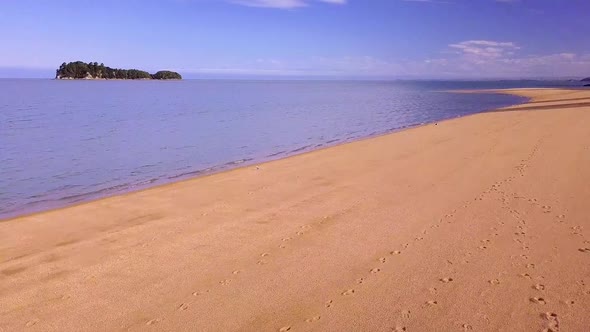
[449,40,520,60]
[229,0,346,9]
[183,39,590,78]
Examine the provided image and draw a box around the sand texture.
[1,88,590,331]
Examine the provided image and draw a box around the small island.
[582,77,590,82]
[56,61,182,80]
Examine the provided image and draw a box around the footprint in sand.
[542,312,559,332]
[305,316,321,323]
[178,303,189,311]
[488,279,500,285]
[257,260,268,265]
[25,319,39,327]
[357,278,365,284]
[401,310,411,318]
[425,300,438,306]
[390,250,402,255]
[379,257,387,263]
[462,323,474,331]
[562,299,575,306]
[533,284,546,291]
[192,290,210,296]
[526,263,536,269]
[578,248,590,253]
[392,326,407,332]
[219,279,232,285]
[325,300,333,308]
[261,253,270,257]
[440,277,454,283]
[478,246,488,250]
[146,318,161,326]
[342,289,355,296]
[232,270,241,275]
[279,326,291,332]
[371,268,381,274]
[520,273,532,279]
[530,297,547,304]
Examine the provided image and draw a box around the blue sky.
[1,0,589,78]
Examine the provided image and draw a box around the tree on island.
[152,71,182,80]
[56,61,182,80]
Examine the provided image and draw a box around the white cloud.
[183,41,590,79]
[229,0,346,8]
[449,40,520,59]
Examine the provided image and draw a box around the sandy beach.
[1,88,589,331]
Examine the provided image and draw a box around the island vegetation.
[582,77,590,82]
[56,61,182,80]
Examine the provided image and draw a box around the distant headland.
[56,61,182,80]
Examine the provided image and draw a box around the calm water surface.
[0,79,578,219]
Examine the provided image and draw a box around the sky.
[1,0,589,79]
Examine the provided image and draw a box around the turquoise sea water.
[0,79,580,219]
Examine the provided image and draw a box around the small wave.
[225,158,253,166]
[168,169,205,179]
[290,145,313,153]
[58,183,132,202]
[266,150,287,158]
[325,139,340,144]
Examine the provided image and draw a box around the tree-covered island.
[56,61,182,80]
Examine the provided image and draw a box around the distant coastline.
[56,61,182,80]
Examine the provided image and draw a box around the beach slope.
[1,88,590,331]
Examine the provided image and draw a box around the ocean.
[0,79,580,219]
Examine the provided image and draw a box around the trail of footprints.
[143,139,586,331]
[275,142,585,331]
[141,217,324,327]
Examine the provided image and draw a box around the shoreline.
[2,88,590,331]
[1,90,529,222]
